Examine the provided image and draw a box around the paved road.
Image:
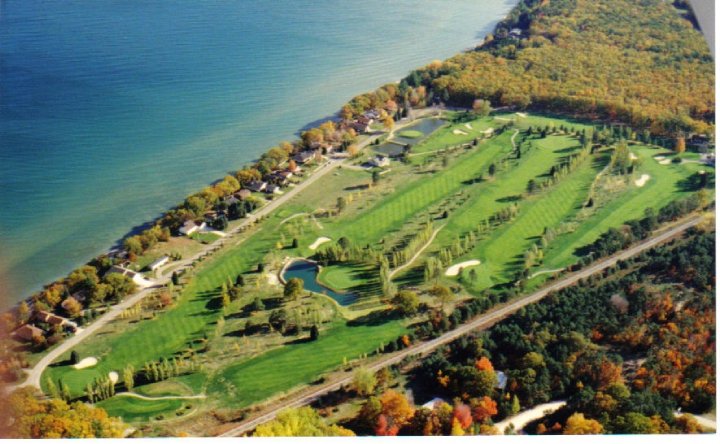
[11,113,427,393]
[219,215,703,436]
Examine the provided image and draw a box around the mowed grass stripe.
[213,319,407,407]
[333,132,513,244]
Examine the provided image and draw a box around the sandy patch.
[108,371,119,384]
[464,123,472,129]
[267,272,280,287]
[309,236,331,250]
[516,112,528,118]
[453,129,468,135]
[659,159,671,165]
[635,174,650,187]
[629,153,638,160]
[654,155,672,165]
[73,357,98,369]
[445,260,481,276]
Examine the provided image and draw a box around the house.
[224,195,240,206]
[496,371,508,390]
[179,220,206,236]
[265,171,290,186]
[148,256,170,272]
[369,155,390,168]
[265,184,282,195]
[245,180,267,192]
[352,121,371,133]
[363,109,380,120]
[12,324,45,342]
[421,397,446,410]
[235,189,252,200]
[509,28,523,38]
[105,265,154,288]
[287,163,302,174]
[33,310,77,331]
[293,150,315,164]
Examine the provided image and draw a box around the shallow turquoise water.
[0,0,515,307]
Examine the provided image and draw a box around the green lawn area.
[398,130,423,139]
[409,114,499,154]
[38,113,712,422]
[540,144,713,270]
[190,232,221,244]
[323,131,513,246]
[210,318,407,407]
[97,396,186,423]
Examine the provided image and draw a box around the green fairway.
[211,318,407,407]
[97,396,185,423]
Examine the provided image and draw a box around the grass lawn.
[397,130,423,139]
[190,232,221,244]
[540,144,713,271]
[409,114,498,154]
[210,318,407,407]
[97,396,186,423]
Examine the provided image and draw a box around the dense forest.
[348,0,714,137]
[379,228,715,435]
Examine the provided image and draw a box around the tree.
[563,412,604,435]
[123,237,143,255]
[171,271,179,286]
[18,301,30,323]
[4,387,125,438]
[452,403,473,430]
[352,367,377,397]
[675,136,686,154]
[488,163,496,177]
[472,98,491,116]
[383,116,395,131]
[103,273,136,302]
[291,238,299,248]
[337,196,347,212]
[430,285,453,310]
[254,407,354,437]
[123,366,134,392]
[63,297,83,318]
[391,290,419,315]
[471,396,498,423]
[378,390,415,433]
[526,179,537,194]
[284,278,304,301]
[310,325,320,341]
[372,170,381,185]
[70,351,80,365]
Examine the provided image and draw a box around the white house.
[148,256,170,272]
[369,155,390,168]
[179,220,206,236]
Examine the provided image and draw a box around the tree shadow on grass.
[347,308,400,327]
[496,194,522,203]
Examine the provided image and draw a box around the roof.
[246,180,267,191]
[181,220,198,231]
[148,256,170,269]
[421,397,446,410]
[13,324,44,341]
[34,310,68,325]
[235,189,252,198]
[293,151,315,162]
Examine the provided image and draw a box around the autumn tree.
[2,387,125,438]
[472,99,491,117]
[376,390,415,435]
[563,412,604,435]
[675,136,686,154]
[471,396,498,423]
[63,297,83,318]
[253,407,354,437]
[352,367,377,397]
[430,285,454,311]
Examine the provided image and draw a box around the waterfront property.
[179,220,207,236]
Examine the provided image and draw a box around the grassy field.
[38,112,712,429]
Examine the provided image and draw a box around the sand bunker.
[659,159,671,165]
[445,260,481,276]
[73,357,98,369]
[629,153,638,160]
[635,174,650,187]
[309,237,331,250]
[453,129,468,135]
[108,371,119,384]
[516,112,528,118]
[464,123,472,129]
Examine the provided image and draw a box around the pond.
[374,142,406,157]
[281,259,358,306]
[391,118,447,145]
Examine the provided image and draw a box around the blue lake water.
[281,260,357,306]
[0,0,515,308]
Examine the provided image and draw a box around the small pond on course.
[281,259,358,306]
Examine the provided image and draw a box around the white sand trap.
[108,371,119,384]
[445,260,481,276]
[635,174,650,187]
[654,156,666,162]
[464,123,472,129]
[483,128,494,135]
[73,357,98,369]
[516,112,528,118]
[629,153,638,160]
[453,129,468,135]
[309,236,331,250]
[659,159,671,165]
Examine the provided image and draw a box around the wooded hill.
[403,0,714,136]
